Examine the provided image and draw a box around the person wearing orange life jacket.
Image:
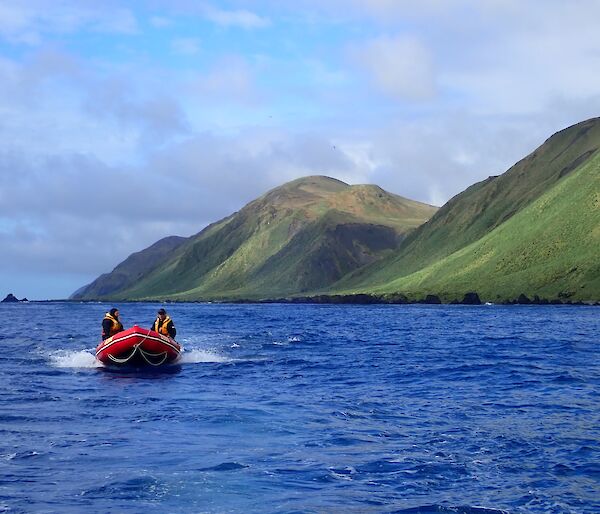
[102,308,124,340]
[152,308,176,339]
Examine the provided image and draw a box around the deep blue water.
[0,303,599,513]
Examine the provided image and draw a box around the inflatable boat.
[96,326,182,367]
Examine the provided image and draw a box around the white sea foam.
[49,350,102,368]
[179,349,231,363]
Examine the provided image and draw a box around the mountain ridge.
[72,176,437,300]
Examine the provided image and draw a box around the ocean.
[1,302,598,513]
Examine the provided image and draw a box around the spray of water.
[178,349,231,363]
[49,350,102,368]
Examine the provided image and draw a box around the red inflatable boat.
[96,326,182,367]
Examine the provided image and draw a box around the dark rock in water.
[517,294,531,305]
[1,293,20,303]
[420,294,441,304]
[461,292,481,305]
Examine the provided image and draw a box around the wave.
[394,506,509,514]
[198,461,249,472]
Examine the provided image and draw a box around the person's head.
[109,308,119,318]
[157,308,167,320]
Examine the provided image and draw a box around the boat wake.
[49,350,101,368]
[179,349,231,363]
[48,347,231,369]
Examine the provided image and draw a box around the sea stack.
[1,293,20,303]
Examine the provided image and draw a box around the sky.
[1,0,599,299]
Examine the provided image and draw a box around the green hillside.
[333,117,600,292]
[350,149,600,302]
[73,176,437,300]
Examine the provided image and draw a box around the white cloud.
[0,1,139,44]
[352,35,436,101]
[171,37,201,56]
[0,49,189,162]
[149,15,173,28]
[0,2,41,44]
[187,55,258,103]
[92,8,138,34]
[204,7,270,29]
[441,7,600,116]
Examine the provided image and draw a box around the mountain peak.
[271,175,349,195]
[253,175,349,212]
[285,175,348,187]
[250,175,436,225]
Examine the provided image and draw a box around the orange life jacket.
[153,315,173,336]
[102,312,123,337]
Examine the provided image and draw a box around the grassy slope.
[333,117,600,292]
[85,176,437,300]
[173,211,402,299]
[354,150,600,301]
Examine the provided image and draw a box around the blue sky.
[1,0,599,299]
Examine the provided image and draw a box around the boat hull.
[96,326,181,367]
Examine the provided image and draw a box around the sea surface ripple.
[0,303,598,513]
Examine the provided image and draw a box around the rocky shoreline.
[235,292,599,306]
